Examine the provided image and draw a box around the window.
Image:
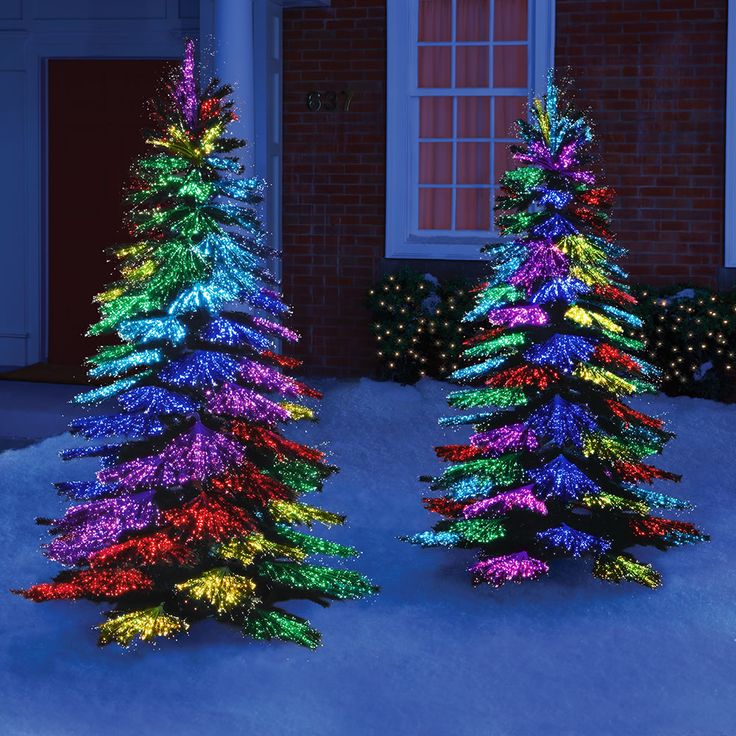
[386,0,555,259]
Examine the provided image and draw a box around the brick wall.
[282,0,728,375]
[282,0,386,375]
[556,0,727,287]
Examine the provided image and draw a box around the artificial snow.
[1,378,735,735]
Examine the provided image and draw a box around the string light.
[19,39,375,648]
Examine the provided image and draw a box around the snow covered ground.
[1,378,735,736]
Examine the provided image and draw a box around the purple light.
[175,39,197,128]
[468,551,549,587]
[45,491,158,565]
[206,382,290,424]
[99,421,246,491]
[239,359,302,396]
[510,240,568,290]
[513,138,595,184]
[462,486,548,519]
[469,424,539,455]
[251,317,299,343]
[487,305,549,327]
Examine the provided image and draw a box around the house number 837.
[306,90,354,112]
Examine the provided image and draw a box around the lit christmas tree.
[406,74,708,589]
[17,41,375,647]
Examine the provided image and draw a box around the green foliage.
[242,607,321,649]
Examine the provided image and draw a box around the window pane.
[419,188,452,229]
[494,95,526,138]
[457,96,490,138]
[493,45,527,88]
[494,142,516,184]
[420,142,453,184]
[456,0,489,42]
[456,46,489,88]
[418,46,452,88]
[456,188,490,230]
[419,0,452,42]
[457,142,490,184]
[420,97,453,138]
[494,0,528,42]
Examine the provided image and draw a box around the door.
[47,59,176,366]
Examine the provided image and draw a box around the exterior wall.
[556,0,727,287]
[282,0,386,375]
[282,0,728,375]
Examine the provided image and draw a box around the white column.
[213,0,256,173]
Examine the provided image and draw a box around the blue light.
[88,349,163,379]
[530,278,590,305]
[205,155,241,172]
[117,386,196,415]
[438,412,497,428]
[216,177,264,201]
[528,455,599,501]
[54,480,118,500]
[625,485,693,511]
[444,477,498,500]
[536,523,611,557]
[527,395,597,447]
[525,334,596,373]
[247,289,289,315]
[536,188,573,209]
[450,357,507,383]
[60,444,119,461]
[531,213,578,239]
[118,317,187,346]
[599,304,643,329]
[70,413,167,440]
[74,374,148,405]
[405,530,461,547]
[159,350,240,388]
[201,316,272,351]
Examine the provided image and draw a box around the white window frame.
[386,0,555,260]
[726,0,736,267]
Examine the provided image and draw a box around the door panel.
[47,59,175,366]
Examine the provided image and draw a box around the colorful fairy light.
[17,39,375,647]
[462,486,547,518]
[406,70,706,588]
[469,552,550,587]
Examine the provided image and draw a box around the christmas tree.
[406,74,708,589]
[17,41,375,647]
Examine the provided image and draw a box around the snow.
[1,378,735,736]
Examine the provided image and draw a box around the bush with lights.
[367,271,475,383]
[368,277,736,402]
[634,286,736,401]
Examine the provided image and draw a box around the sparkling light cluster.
[407,70,706,590]
[462,486,547,518]
[18,39,375,648]
[469,552,550,587]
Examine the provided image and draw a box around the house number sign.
[306,90,354,112]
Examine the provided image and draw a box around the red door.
[47,59,176,366]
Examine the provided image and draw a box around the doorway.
[46,59,176,369]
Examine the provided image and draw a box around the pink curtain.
[418,0,451,41]
[456,0,489,42]
[416,0,528,232]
